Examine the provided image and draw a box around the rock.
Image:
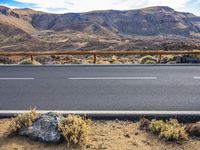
[0,56,15,64]
[186,122,200,137]
[175,56,182,63]
[180,55,200,63]
[35,56,52,64]
[160,57,168,64]
[19,112,64,143]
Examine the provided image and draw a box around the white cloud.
[14,0,147,13]
[12,0,200,15]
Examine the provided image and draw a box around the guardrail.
[0,50,200,64]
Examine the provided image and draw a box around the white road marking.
[68,77,157,80]
[0,110,199,116]
[0,78,34,80]
[193,77,200,79]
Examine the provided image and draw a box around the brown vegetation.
[7,109,38,135]
[58,115,91,147]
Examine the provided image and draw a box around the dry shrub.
[145,60,156,64]
[18,59,41,65]
[139,55,157,64]
[7,109,38,134]
[149,119,188,141]
[58,115,91,147]
[190,50,200,59]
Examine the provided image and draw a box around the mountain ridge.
[0,5,199,51]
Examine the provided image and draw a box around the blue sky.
[0,0,200,16]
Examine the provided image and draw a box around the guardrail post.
[158,54,162,64]
[93,54,97,64]
[30,55,34,62]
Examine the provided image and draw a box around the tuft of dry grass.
[149,119,188,141]
[58,115,91,147]
[18,59,41,65]
[139,55,157,64]
[7,109,38,135]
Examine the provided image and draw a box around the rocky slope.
[0,5,200,51]
[30,6,200,37]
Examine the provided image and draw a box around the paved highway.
[0,65,200,113]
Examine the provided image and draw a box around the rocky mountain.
[0,5,199,51]
[30,6,200,37]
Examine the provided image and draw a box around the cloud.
[8,0,200,15]
[13,0,147,13]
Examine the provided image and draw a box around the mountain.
[0,5,199,51]
[30,6,200,37]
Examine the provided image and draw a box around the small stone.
[124,133,131,138]
[134,132,139,135]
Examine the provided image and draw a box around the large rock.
[186,121,200,137]
[180,55,200,63]
[19,112,64,143]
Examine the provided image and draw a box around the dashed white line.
[68,77,157,80]
[0,78,35,80]
[193,77,200,79]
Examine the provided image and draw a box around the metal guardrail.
[0,50,200,64]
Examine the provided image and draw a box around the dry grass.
[18,58,41,65]
[149,119,188,141]
[139,55,157,64]
[7,109,38,135]
[58,115,91,147]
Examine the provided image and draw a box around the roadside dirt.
[1,119,200,150]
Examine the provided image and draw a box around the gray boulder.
[180,55,200,63]
[19,112,64,143]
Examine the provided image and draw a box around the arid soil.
[1,119,200,150]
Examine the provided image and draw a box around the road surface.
[0,65,200,114]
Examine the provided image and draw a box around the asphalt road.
[0,65,200,112]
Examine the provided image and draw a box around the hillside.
[0,5,200,51]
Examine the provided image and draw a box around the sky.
[0,0,200,16]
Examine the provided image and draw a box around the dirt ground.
[0,119,200,150]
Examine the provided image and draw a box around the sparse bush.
[139,55,157,64]
[190,50,200,59]
[149,120,165,134]
[8,109,38,134]
[149,119,188,141]
[18,59,41,65]
[144,60,156,64]
[58,115,91,147]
